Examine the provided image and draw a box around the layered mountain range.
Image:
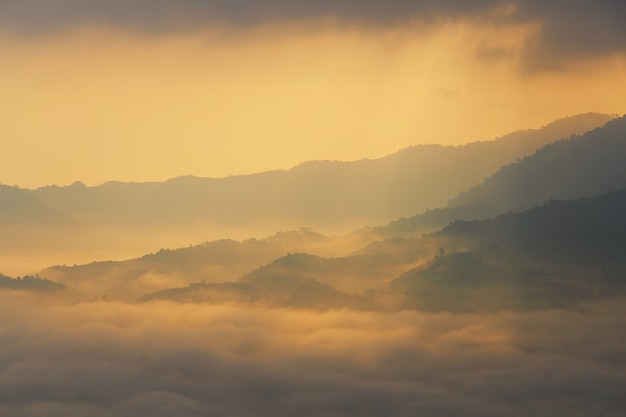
[3,112,613,231]
[3,112,624,313]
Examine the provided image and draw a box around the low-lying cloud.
[1,292,624,416]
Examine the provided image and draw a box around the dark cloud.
[0,0,496,33]
[513,0,626,70]
[0,1,624,69]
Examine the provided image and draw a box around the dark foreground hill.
[441,188,626,262]
[388,189,626,312]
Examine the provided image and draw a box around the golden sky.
[1,1,625,188]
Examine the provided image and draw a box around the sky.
[1,0,625,188]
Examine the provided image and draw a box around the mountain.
[0,185,68,224]
[0,273,65,292]
[39,237,303,301]
[29,113,613,232]
[441,188,626,262]
[285,278,365,310]
[370,114,626,239]
[139,282,269,304]
[239,252,407,295]
[388,189,626,312]
[140,277,365,310]
[40,190,626,312]
[366,202,503,238]
[0,185,77,275]
[2,114,611,275]
[37,228,366,301]
[449,115,626,212]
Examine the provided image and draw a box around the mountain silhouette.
[441,188,626,262]
[0,273,65,292]
[367,201,502,238]
[140,281,269,304]
[36,189,626,311]
[449,115,626,212]
[28,113,612,232]
[389,189,626,312]
[239,252,401,295]
[39,237,309,301]
[0,185,69,224]
[372,114,626,238]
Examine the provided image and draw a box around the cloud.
[1,293,625,416]
[0,1,624,68]
[0,0,495,33]
[513,1,626,70]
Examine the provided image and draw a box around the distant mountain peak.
[448,115,626,212]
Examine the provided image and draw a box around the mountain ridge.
[26,113,614,231]
[369,114,626,238]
